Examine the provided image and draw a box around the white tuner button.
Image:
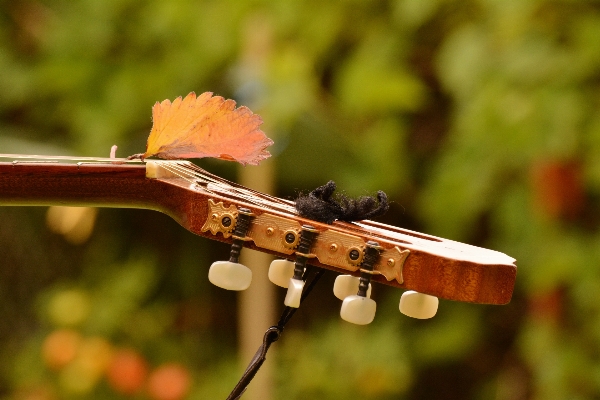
[333,275,372,300]
[208,261,252,291]
[284,278,305,308]
[399,291,438,319]
[340,295,377,325]
[268,260,296,288]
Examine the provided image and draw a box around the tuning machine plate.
[201,199,239,238]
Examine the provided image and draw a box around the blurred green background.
[1,0,600,399]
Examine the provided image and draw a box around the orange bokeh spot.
[147,363,192,400]
[41,329,82,370]
[106,349,148,395]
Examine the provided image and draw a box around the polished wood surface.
[0,160,516,305]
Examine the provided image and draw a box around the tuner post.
[228,207,254,264]
[357,241,380,297]
[283,225,319,308]
[292,225,318,280]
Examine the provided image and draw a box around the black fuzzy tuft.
[295,181,389,224]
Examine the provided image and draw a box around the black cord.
[226,267,325,400]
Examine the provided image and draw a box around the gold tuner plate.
[373,246,410,285]
[201,199,239,238]
[314,230,366,272]
[247,214,302,256]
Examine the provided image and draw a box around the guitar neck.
[0,157,517,305]
[0,161,152,207]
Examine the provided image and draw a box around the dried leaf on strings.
[130,92,273,165]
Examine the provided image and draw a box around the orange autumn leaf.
[140,92,273,165]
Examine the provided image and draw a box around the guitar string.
[0,153,142,163]
[190,166,297,213]
[0,154,410,241]
[0,153,290,211]
[156,161,297,214]
[162,161,411,245]
[148,163,410,253]
[9,153,317,216]
[154,162,414,250]
[154,161,270,208]
[171,163,415,245]
[152,161,221,198]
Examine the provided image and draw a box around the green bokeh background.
[2,0,600,399]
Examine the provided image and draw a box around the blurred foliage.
[1,0,600,399]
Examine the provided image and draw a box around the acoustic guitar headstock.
[146,160,517,325]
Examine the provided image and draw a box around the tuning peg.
[284,278,305,308]
[268,259,296,288]
[339,241,381,325]
[208,261,252,291]
[333,275,372,300]
[340,295,377,325]
[399,291,438,319]
[208,208,254,291]
[283,225,318,308]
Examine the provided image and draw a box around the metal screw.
[285,232,296,244]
